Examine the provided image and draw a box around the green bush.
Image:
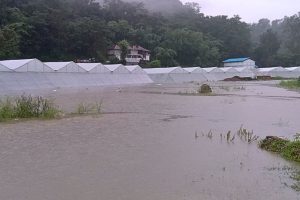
[280,79,300,89]
[0,95,60,121]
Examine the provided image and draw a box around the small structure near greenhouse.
[223,57,256,68]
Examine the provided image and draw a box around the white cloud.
[180,0,300,23]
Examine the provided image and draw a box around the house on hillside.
[223,57,256,68]
[107,45,151,65]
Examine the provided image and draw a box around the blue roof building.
[223,57,256,68]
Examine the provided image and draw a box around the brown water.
[1,81,300,200]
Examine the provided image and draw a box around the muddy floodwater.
[1,81,300,200]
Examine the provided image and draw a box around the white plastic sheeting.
[257,67,290,78]
[0,59,53,72]
[77,63,111,73]
[44,62,86,73]
[219,67,239,79]
[125,65,146,74]
[0,63,11,72]
[0,72,153,93]
[104,64,130,74]
[202,67,224,81]
[235,67,256,78]
[144,67,192,83]
[183,67,208,82]
[286,67,300,78]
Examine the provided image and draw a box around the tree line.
[1,0,300,67]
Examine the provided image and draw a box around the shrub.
[0,95,60,121]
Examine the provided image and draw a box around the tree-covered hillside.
[1,0,300,67]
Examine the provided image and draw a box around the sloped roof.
[130,45,150,52]
[223,58,250,63]
[286,67,300,72]
[0,59,36,70]
[44,62,75,71]
[104,64,126,72]
[144,67,186,74]
[124,65,140,72]
[258,67,287,72]
[77,63,103,71]
[183,67,205,73]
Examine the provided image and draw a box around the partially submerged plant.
[198,84,212,94]
[0,95,60,121]
[238,125,259,143]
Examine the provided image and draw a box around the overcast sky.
[180,0,300,23]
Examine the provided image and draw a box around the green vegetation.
[0,95,60,121]
[280,78,300,89]
[76,101,102,115]
[1,0,300,66]
[259,136,300,162]
[198,84,212,94]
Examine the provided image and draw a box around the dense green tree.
[1,0,300,67]
[254,29,281,67]
[118,40,129,64]
[154,47,178,67]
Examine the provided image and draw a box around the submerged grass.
[259,136,300,162]
[279,78,300,89]
[0,95,60,121]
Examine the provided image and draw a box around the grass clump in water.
[198,84,212,94]
[259,135,300,162]
[279,78,300,89]
[0,95,60,121]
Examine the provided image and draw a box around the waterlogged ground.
[1,81,300,200]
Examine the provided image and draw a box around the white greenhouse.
[235,67,256,78]
[0,63,12,72]
[44,62,86,73]
[286,67,300,78]
[0,59,53,72]
[202,67,224,81]
[77,63,111,73]
[257,67,290,78]
[104,64,130,74]
[220,67,239,79]
[183,67,208,82]
[144,67,189,83]
[125,65,147,74]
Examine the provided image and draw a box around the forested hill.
[1,0,300,67]
[97,0,183,15]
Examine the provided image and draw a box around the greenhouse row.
[1,58,300,92]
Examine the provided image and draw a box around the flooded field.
[1,81,300,200]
